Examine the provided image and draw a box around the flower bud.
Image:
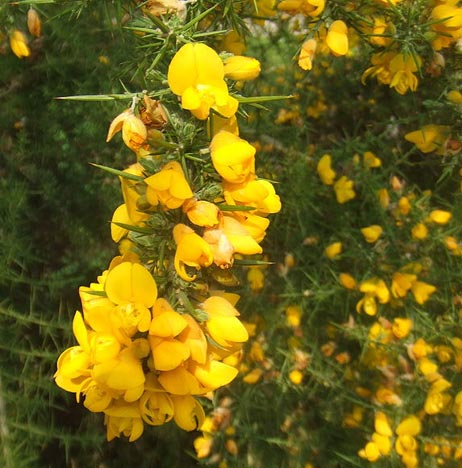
[27,8,42,38]
[224,56,261,81]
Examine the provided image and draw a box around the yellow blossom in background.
[404,125,450,155]
[447,90,462,104]
[431,3,462,50]
[392,318,413,339]
[411,281,436,305]
[326,20,349,57]
[223,55,261,81]
[298,38,317,71]
[362,51,421,95]
[220,29,246,55]
[339,272,356,289]
[10,30,30,59]
[247,266,265,293]
[243,368,263,384]
[391,272,417,298]
[324,241,342,259]
[285,304,302,327]
[358,441,381,462]
[317,154,336,185]
[277,0,325,17]
[361,225,383,243]
[289,369,303,384]
[356,278,390,316]
[429,209,452,225]
[333,176,356,203]
[363,151,381,168]
[444,236,462,255]
[167,43,238,120]
[377,188,390,209]
[411,223,428,240]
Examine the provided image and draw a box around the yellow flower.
[361,225,383,243]
[105,261,157,309]
[375,411,393,437]
[190,359,239,390]
[285,305,302,327]
[183,199,219,227]
[298,38,317,71]
[391,272,417,298]
[119,163,150,225]
[110,204,131,243]
[167,43,238,120]
[171,395,205,431]
[317,154,336,185]
[326,20,349,57]
[363,151,381,168]
[429,209,452,225]
[392,318,413,339]
[243,368,263,384]
[104,401,144,442]
[289,369,303,384]
[324,241,342,259]
[358,441,381,462]
[411,281,436,305]
[201,295,249,348]
[247,266,265,293]
[405,125,450,155]
[333,176,356,203]
[339,273,356,289]
[173,223,214,281]
[144,161,193,209]
[210,131,256,183]
[447,90,462,104]
[223,55,261,81]
[278,0,325,17]
[356,278,390,315]
[411,223,428,240]
[362,51,421,95]
[139,373,174,426]
[220,29,246,55]
[223,178,281,215]
[9,30,30,58]
[396,415,421,436]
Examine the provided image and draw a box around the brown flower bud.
[27,8,42,38]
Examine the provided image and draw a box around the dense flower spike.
[55,24,280,445]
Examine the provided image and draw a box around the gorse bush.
[2,0,462,467]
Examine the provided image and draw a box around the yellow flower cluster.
[55,258,250,441]
[54,40,280,442]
